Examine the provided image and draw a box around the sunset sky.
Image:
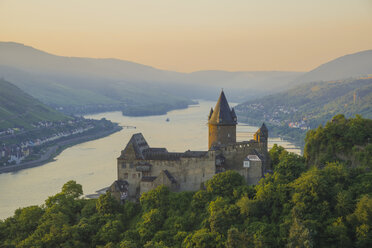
[1,0,371,72]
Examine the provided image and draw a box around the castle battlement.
[214,140,258,151]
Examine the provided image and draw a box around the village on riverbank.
[0,117,122,172]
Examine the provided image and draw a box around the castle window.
[244,161,250,168]
[124,173,128,179]
[130,163,134,168]
[143,171,151,177]
[121,163,126,169]
[138,173,141,178]
[132,173,136,179]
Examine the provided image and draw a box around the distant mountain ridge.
[0,42,195,115]
[1,42,371,116]
[0,79,67,130]
[0,42,303,114]
[0,42,175,82]
[296,50,372,83]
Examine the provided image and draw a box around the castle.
[109,91,269,201]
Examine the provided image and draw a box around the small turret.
[254,123,268,151]
[260,123,268,137]
[208,108,214,120]
[231,108,237,123]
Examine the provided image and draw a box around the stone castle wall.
[219,141,265,185]
[117,139,268,198]
[148,155,216,191]
[118,152,216,197]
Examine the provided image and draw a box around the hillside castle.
[109,91,269,201]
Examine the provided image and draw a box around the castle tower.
[208,91,237,149]
[254,123,268,151]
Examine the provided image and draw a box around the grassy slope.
[0,79,68,130]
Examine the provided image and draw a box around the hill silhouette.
[296,50,372,83]
[0,42,302,114]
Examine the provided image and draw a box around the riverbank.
[0,125,122,174]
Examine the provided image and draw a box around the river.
[0,100,300,219]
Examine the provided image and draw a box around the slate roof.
[252,148,265,162]
[141,176,157,182]
[244,155,261,161]
[260,123,268,133]
[255,123,268,138]
[143,151,207,160]
[163,170,177,184]
[182,150,208,158]
[208,108,214,119]
[111,180,129,192]
[120,133,150,159]
[208,90,237,125]
[147,148,168,153]
[120,133,208,161]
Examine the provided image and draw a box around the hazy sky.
[1,0,371,72]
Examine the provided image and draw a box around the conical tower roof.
[208,91,237,125]
[260,123,268,132]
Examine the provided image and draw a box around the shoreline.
[0,126,122,174]
[64,101,198,118]
[121,101,196,117]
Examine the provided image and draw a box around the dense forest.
[0,115,371,247]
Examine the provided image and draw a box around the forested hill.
[0,78,67,130]
[304,114,372,167]
[1,115,371,247]
[235,77,372,145]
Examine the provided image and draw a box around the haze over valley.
[1,42,371,117]
[0,42,304,114]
